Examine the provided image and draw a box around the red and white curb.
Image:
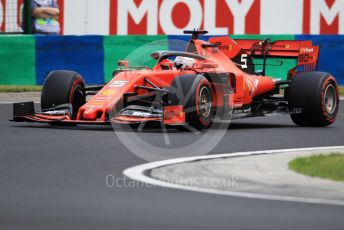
[124,146,344,206]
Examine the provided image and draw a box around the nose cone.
[82,107,101,120]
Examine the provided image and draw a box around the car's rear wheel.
[169,74,214,130]
[41,70,86,119]
[288,72,339,127]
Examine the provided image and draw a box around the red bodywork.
[13,33,320,125]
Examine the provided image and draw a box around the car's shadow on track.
[228,122,295,130]
[10,121,296,133]
[10,124,114,132]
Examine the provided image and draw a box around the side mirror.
[118,60,129,68]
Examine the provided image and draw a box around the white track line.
[0,102,17,104]
[0,102,39,104]
[124,146,344,206]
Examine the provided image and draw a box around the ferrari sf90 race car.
[12,30,339,130]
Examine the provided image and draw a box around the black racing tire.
[169,74,214,130]
[288,72,339,127]
[41,70,86,119]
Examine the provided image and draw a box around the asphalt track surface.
[1,102,344,230]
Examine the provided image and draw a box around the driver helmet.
[174,56,195,69]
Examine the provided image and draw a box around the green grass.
[289,153,344,182]
[340,86,344,97]
[0,85,42,92]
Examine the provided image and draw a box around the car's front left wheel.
[169,74,214,130]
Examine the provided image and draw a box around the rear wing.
[236,39,319,71]
[209,36,320,77]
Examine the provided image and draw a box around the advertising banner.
[109,0,344,35]
[2,0,343,35]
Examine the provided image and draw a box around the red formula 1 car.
[12,30,339,129]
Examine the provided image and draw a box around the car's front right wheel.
[41,70,86,119]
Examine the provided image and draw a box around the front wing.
[11,102,185,126]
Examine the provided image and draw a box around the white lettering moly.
[116,0,255,35]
